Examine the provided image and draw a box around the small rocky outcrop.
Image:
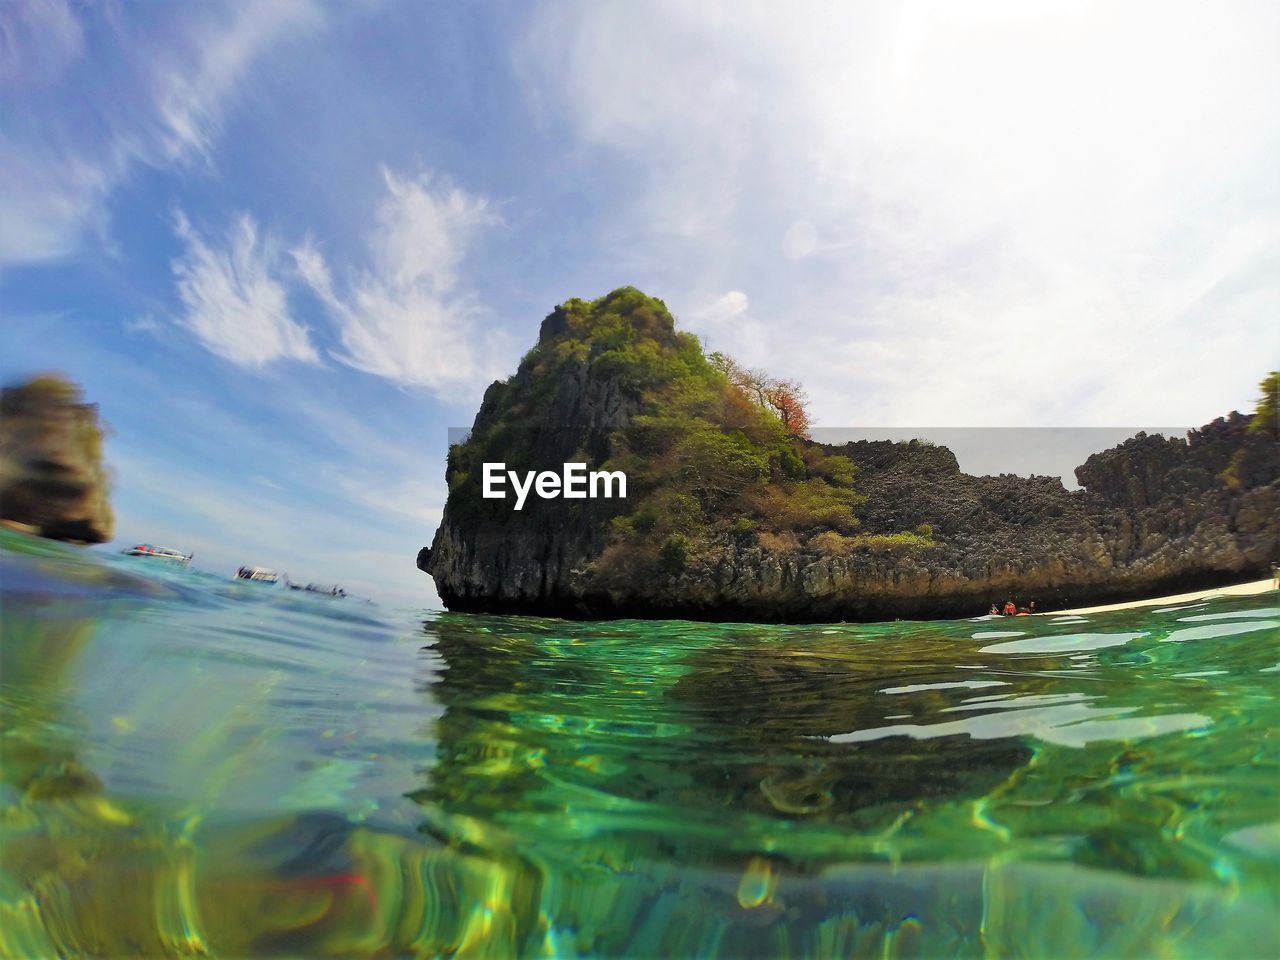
[422,290,1279,620]
[1,376,113,543]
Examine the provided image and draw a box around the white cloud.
[335,473,446,527]
[153,0,321,164]
[126,314,162,335]
[0,0,85,88]
[686,289,773,369]
[0,149,114,264]
[0,1,321,267]
[293,168,510,393]
[691,290,750,327]
[521,0,1280,427]
[172,211,318,367]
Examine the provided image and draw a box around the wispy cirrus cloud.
[0,0,322,267]
[164,164,512,387]
[0,0,85,89]
[172,211,318,367]
[152,0,321,164]
[0,148,115,265]
[293,167,512,394]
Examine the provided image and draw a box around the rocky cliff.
[422,290,1278,620]
[1,376,113,543]
[808,416,1279,618]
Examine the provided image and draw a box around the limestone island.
[420,288,1278,621]
[1,375,113,544]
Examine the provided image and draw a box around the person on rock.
[1003,600,1017,616]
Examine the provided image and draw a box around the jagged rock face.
[1075,414,1279,574]
[424,307,645,612]
[794,417,1278,618]
[0,377,114,543]
[424,301,1278,621]
[427,414,1277,621]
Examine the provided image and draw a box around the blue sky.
[3,1,1278,606]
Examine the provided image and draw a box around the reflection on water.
[1,528,1278,957]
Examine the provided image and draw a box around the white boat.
[121,544,192,564]
[236,566,279,584]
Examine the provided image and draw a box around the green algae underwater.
[1,528,1278,958]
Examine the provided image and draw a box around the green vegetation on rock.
[443,288,878,584]
[1247,370,1278,437]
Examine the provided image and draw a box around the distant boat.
[121,544,192,564]
[286,579,347,598]
[236,566,279,584]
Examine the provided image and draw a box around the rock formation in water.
[421,288,1279,620]
[0,375,113,543]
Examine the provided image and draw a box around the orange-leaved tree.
[709,352,812,439]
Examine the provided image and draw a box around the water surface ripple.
[1,530,1277,957]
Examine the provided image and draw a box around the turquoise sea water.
[2,527,1278,958]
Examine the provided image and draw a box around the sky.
[2,0,1278,607]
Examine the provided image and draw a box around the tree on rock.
[709,352,812,439]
